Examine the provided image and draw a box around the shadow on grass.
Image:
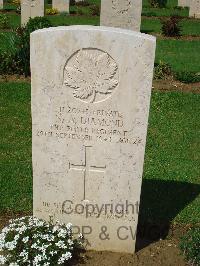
[141,29,154,34]
[136,179,200,251]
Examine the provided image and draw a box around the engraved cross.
[69,146,106,200]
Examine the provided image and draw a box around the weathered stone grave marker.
[21,0,44,26]
[100,0,142,31]
[0,0,3,9]
[189,0,200,18]
[178,0,190,7]
[31,25,156,253]
[52,0,69,13]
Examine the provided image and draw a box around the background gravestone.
[100,0,142,31]
[21,0,44,25]
[52,0,69,13]
[189,0,200,18]
[31,25,156,253]
[0,0,3,9]
[178,0,190,7]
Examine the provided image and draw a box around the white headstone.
[178,0,190,7]
[21,0,44,26]
[0,0,3,9]
[52,0,69,13]
[31,25,156,253]
[189,0,200,18]
[100,0,142,31]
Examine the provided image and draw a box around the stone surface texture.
[31,26,156,253]
[100,0,142,31]
[21,0,44,26]
[178,0,190,6]
[189,0,200,18]
[52,0,69,12]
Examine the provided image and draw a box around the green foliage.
[46,8,58,15]
[59,11,70,17]
[0,32,22,75]
[154,60,172,79]
[143,0,189,17]
[161,16,182,37]
[148,0,158,7]
[142,11,157,16]
[76,7,84,15]
[0,17,52,76]
[75,0,90,6]
[16,5,21,14]
[69,5,85,15]
[148,0,167,8]
[90,4,100,16]
[70,0,76,6]
[175,71,200,83]
[154,61,200,83]
[180,227,200,265]
[157,0,167,7]
[0,14,9,29]
[25,16,52,33]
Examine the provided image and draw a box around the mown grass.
[142,91,200,224]
[142,7,189,17]
[2,13,200,37]
[0,82,32,213]
[181,19,200,36]
[48,14,99,26]
[143,0,180,8]
[141,18,200,36]
[0,82,199,224]
[155,39,200,73]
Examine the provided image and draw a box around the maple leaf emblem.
[112,0,131,14]
[64,49,118,103]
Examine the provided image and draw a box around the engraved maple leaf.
[64,50,118,103]
[112,0,131,13]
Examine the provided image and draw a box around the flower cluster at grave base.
[0,216,83,266]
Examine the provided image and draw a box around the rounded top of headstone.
[31,25,156,43]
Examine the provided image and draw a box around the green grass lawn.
[5,13,20,28]
[0,82,199,224]
[48,14,99,26]
[142,91,200,224]
[141,18,200,36]
[0,82,32,213]
[181,19,200,36]
[143,0,179,8]
[156,39,200,73]
[2,13,200,37]
[142,6,189,17]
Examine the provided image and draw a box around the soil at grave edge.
[0,213,188,266]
